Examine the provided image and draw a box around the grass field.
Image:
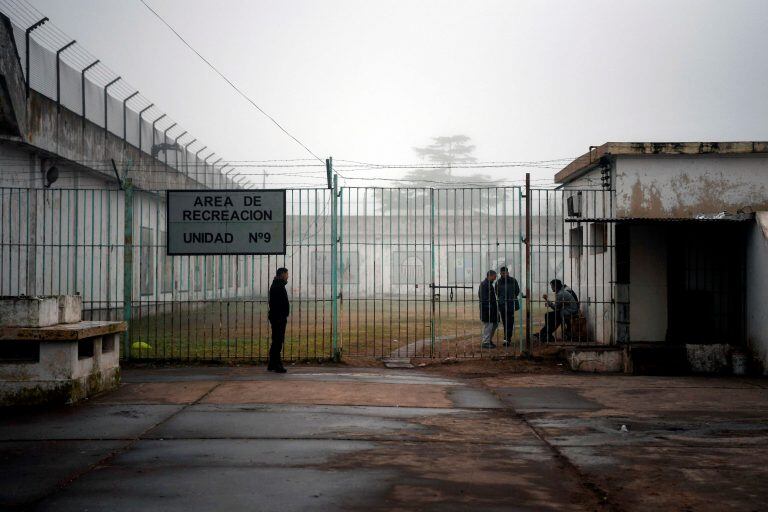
[126,299,555,361]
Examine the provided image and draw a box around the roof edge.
[555,141,768,184]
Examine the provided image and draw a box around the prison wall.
[746,212,768,374]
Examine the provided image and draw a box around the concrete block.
[686,344,731,374]
[0,296,59,327]
[567,347,624,373]
[0,322,123,405]
[57,295,82,324]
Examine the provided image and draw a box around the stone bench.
[0,320,126,405]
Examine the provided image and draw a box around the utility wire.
[138,0,324,163]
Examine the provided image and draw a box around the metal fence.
[1,182,616,361]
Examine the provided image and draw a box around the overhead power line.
[138,0,324,163]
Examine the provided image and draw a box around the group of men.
[266,265,582,373]
[478,269,580,348]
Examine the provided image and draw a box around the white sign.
[166,190,286,255]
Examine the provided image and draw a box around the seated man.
[536,279,579,342]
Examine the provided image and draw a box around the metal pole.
[211,157,223,186]
[430,187,436,355]
[194,146,207,185]
[524,172,532,356]
[151,113,167,154]
[162,122,177,165]
[122,91,140,142]
[123,178,134,359]
[203,152,215,188]
[81,60,99,127]
[55,40,76,110]
[25,18,48,97]
[183,138,196,176]
[103,76,122,137]
[331,171,340,361]
[137,103,154,152]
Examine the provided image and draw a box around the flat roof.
[555,141,768,184]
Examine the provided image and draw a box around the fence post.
[524,173,532,356]
[429,188,436,356]
[122,180,134,359]
[330,173,341,361]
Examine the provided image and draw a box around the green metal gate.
[337,186,525,359]
[1,183,615,362]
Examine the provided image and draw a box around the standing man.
[478,270,499,349]
[268,267,290,373]
[495,266,521,347]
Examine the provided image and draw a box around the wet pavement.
[1,365,766,511]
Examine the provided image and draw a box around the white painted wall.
[560,171,616,343]
[746,212,768,374]
[629,225,668,342]
[615,155,768,218]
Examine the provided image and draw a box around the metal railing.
[1,181,617,361]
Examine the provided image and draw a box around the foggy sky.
[27,0,768,187]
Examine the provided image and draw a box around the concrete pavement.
[1,364,766,511]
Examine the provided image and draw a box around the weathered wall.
[560,175,616,343]
[629,225,667,342]
[746,212,768,374]
[615,155,768,218]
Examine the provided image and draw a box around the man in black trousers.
[268,267,290,373]
[495,266,520,347]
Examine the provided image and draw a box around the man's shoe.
[481,342,496,349]
[502,341,512,347]
[274,366,287,374]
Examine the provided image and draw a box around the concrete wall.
[628,225,667,342]
[746,212,768,374]
[560,171,616,343]
[615,155,768,218]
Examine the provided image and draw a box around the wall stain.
[622,171,768,218]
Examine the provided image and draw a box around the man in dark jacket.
[268,267,290,373]
[478,270,499,349]
[495,266,520,347]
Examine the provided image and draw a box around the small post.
[25,18,48,97]
[162,122,177,164]
[193,146,207,185]
[330,170,340,361]
[104,76,122,137]
[55,40,76,110]
[80,59,99,127]
[430,187,436,356]
[122,91,140,142]
[524,172,532,356]
[123,178,134,359]
[151,113,167,155]
[203,152,215,187]
[137,103,154,152]
[183,138,197,176]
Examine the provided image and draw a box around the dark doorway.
[667,223,746,345]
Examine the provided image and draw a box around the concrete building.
[0,10,249,321]
[556,142,768,374]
